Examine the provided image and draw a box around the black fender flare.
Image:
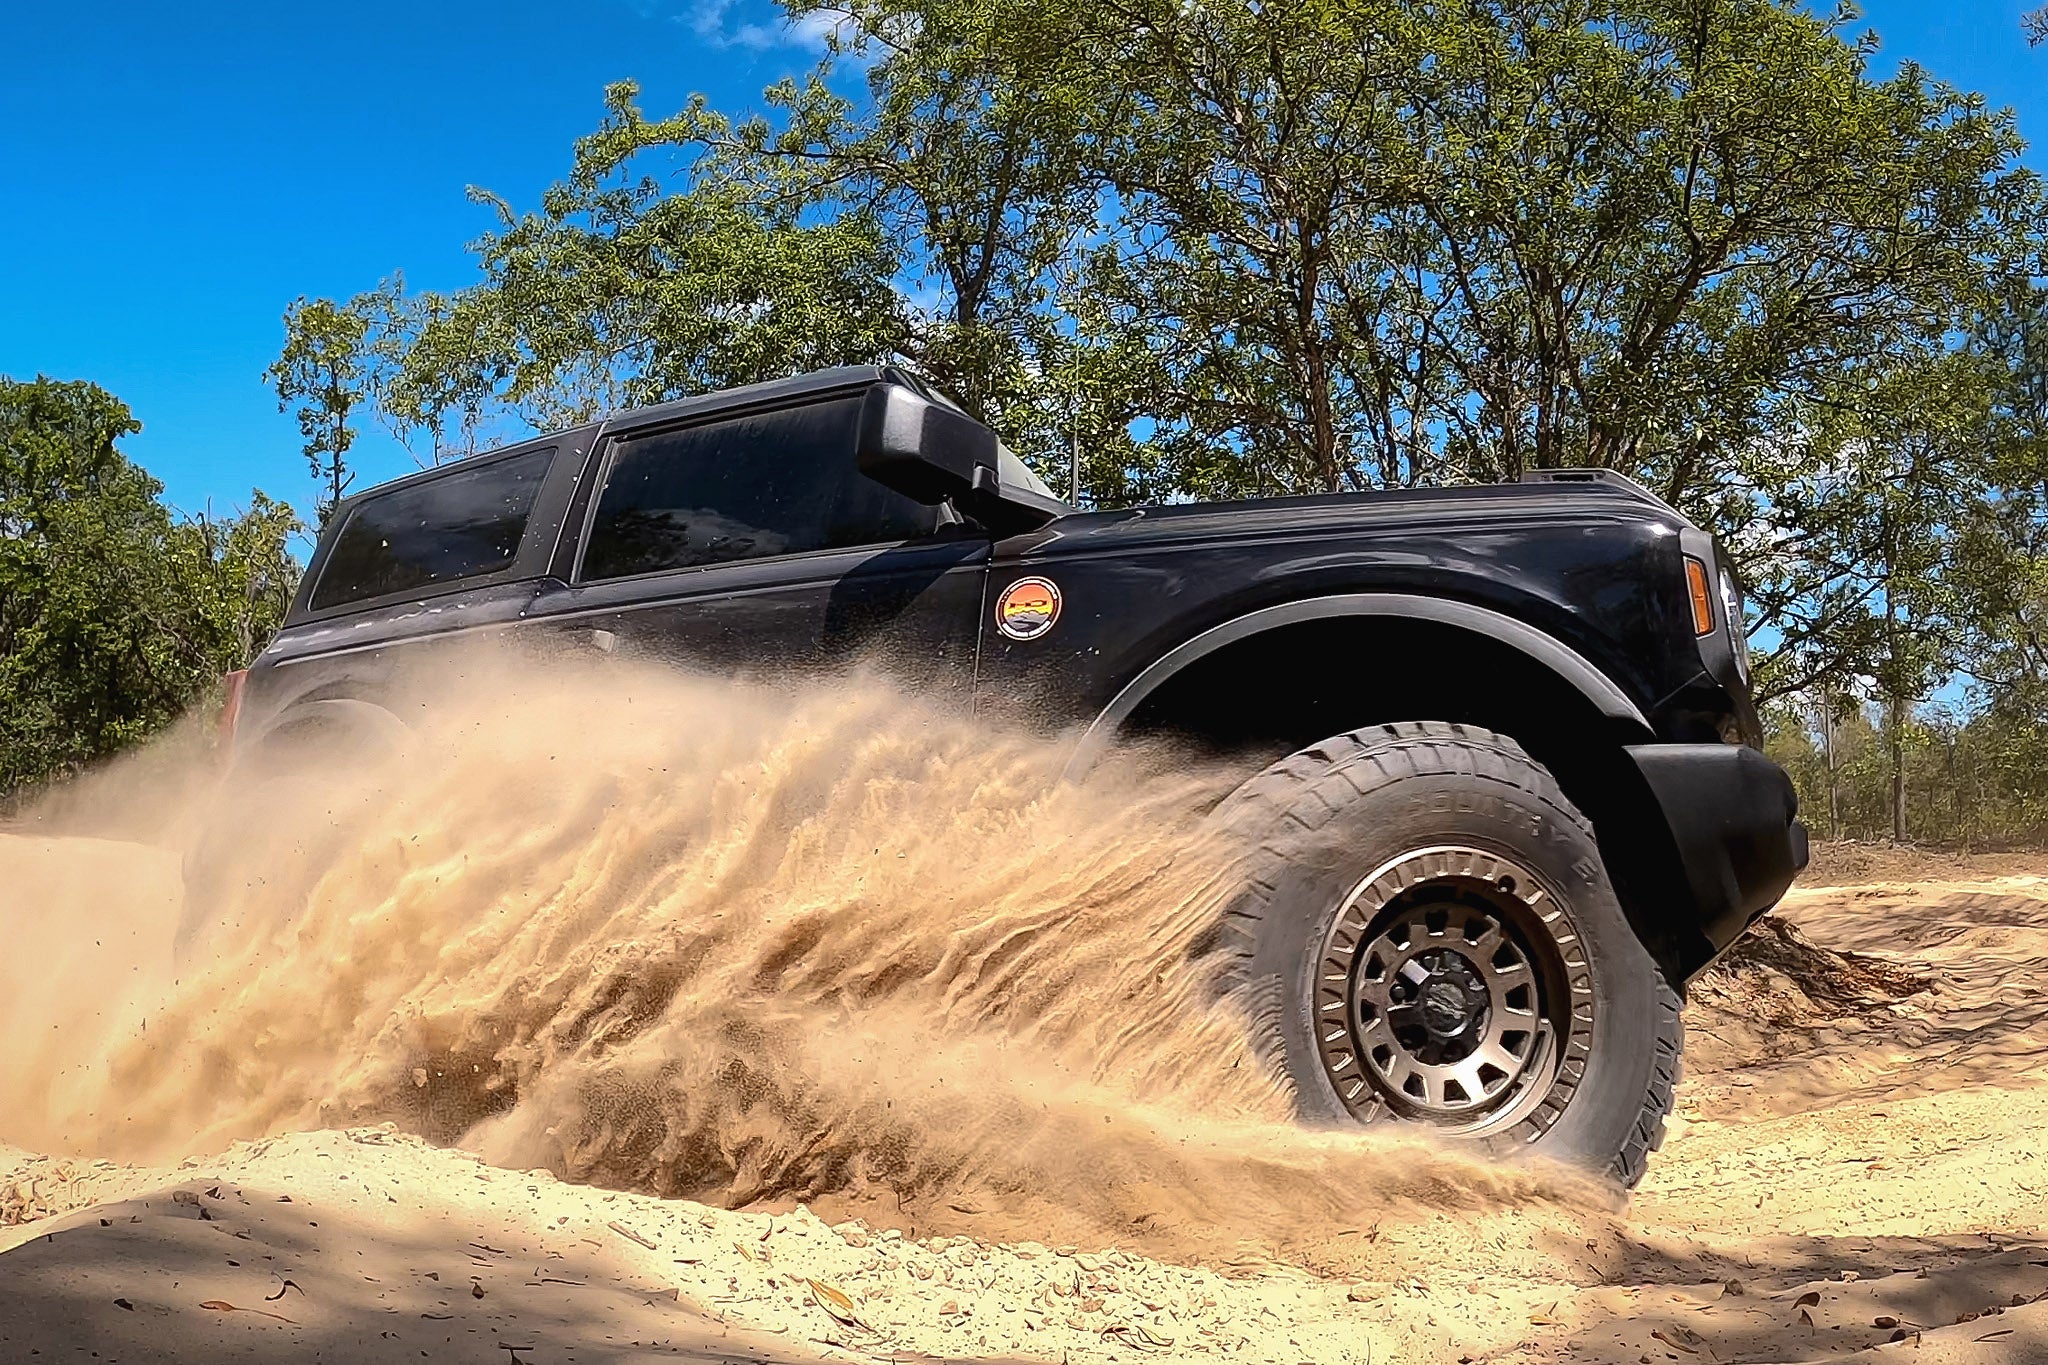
[1063,592,1652,779]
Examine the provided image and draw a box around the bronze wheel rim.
[1313,846,1594,1136]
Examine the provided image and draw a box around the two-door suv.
[205,365,1806,1185]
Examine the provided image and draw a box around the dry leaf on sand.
[807,1278,870,1332]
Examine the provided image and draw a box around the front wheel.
[1213,721,1681,1186]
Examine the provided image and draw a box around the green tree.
[1407,0,2030,504]
[1087,0,1438,496]
[267,297,370,522]
[273,0,2044,513]
[278,98,914,468]
[1078,0,2038,501]
[268,0,2048,756]
[1743,351,2005,838]
[0,377,300,796]
[169,492,303,673]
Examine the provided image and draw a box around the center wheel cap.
[1389,948,1493,1063]
[1422,981,1465,1029]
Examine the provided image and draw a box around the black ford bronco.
[211,365,1806,1185]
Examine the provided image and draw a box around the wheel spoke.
[1412,1066,1441,1107]
[1451,1059,1494,1102]
[1354,970,1394,1013]
[1465,919,1504,957]
[1473,1039,1524,1074]
[1489,958,1534,1000]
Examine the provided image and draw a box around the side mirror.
[856,380,1066,536]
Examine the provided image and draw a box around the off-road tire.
[1213,721,1681,1187]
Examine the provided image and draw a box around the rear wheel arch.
[233,695,414,776]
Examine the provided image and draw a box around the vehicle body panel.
[519,534,989,695]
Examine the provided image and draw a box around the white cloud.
[684,0,736,40]
[786,8,853,50]
[678,0,844,52]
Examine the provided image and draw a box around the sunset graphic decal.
[996,576,1062,640]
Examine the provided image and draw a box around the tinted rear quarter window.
[581,397,938,582]
[311,446,554,610]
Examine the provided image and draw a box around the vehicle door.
[524,392,990,696]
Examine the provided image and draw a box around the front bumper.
[1626,743,1809,975]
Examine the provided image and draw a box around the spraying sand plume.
[3,655,1592,1259]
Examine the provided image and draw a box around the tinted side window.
[310,447,554,610]
[580,397,939,582]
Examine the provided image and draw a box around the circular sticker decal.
[996,576,1063,641]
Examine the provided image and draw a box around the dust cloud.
[0,652,1593,1258]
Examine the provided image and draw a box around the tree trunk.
[1821,698,1840,838]
[1884,515,1906,844]
[1889,690,1907,843]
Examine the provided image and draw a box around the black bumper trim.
[1625,743,1809,969]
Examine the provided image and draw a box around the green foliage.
[1740,349,2003,704]
[759,0,2035,505]
[267,297,370,523]
[1767,691,2048,850]
[278,90,910,470]
[277,0,2041,503]
[0,376,300,796]
[1395,0,2031,501]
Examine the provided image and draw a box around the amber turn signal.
[1684,557,1715,636]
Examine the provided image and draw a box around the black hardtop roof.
[596,364,949,436]
[325,366,955,515]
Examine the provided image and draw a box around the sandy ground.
[7,846,2048,1364]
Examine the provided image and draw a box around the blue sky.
[2,1,2046,529]
[0,0,834,526]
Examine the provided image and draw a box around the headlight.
[1719,568,1750,682]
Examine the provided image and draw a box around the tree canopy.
[0,377,299,797]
